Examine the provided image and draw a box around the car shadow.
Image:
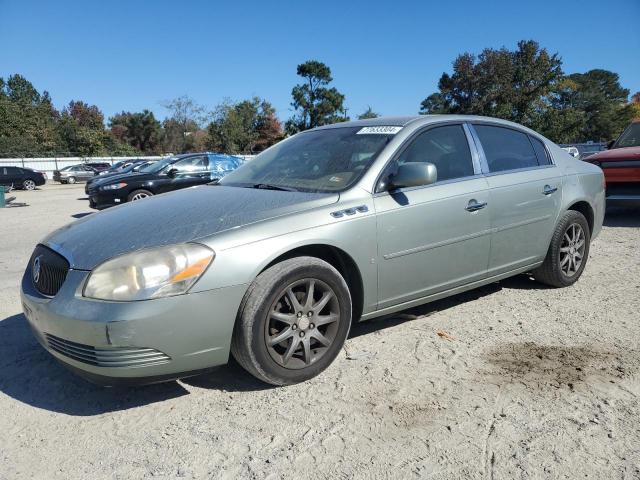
[0,275,550,415]
[3,202,29,208]
[604,206,640,227]
[71,212,93,219]
[0,313,189,416]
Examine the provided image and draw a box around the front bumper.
[88,191,127,210]
[21,265,248,385]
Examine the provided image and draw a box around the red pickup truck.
[585,120,640,203]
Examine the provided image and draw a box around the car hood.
[587,146,640,161]
[42,185,339,270]
[91,171,149,186]
[90,170,131,182]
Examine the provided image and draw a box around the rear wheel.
[22,179,36,190]
[231,257,352,385]
[128,189,153,202]
[533,210,591,287]
[67,176,77,184]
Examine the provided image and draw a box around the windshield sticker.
[356,126,403,135]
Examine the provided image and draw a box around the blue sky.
[1,0,639,123]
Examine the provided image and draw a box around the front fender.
[191,213,379,314]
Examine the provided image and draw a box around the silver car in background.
[21,115,605,386]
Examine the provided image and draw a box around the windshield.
[140,156,178,174]
[219,127,396,192]
[614,123,640,148]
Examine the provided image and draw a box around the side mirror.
[167,168,178,178]
[389,162,437,190]
[606,140,615,150]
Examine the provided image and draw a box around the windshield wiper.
[250,183,299,192]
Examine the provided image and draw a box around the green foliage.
[420,41,634,143]
[0,75,65,157]
[421,40,563,124]
[161,95,206,153]
[358,106,379,119]
[109,110,162,154]
[287,60,347,133]
[207,97,283,154]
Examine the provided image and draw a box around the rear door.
[374,123,491,309]
[2,167,22,186]
[0,167,10,186]
[470,123,562,276]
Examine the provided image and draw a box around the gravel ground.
[1,184,639,480]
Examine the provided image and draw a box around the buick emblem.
[32,255,42,284]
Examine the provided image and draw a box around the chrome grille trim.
[45,334,171,368]
[30,244,70,297]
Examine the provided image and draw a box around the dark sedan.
[0,166,46,190]
[85,160,156,194]
[88,153,242,209]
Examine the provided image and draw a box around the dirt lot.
[1,183,639,480]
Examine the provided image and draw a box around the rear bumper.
[21,265,248,386]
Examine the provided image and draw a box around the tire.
[231,256,352,386]
[127,189,153,202]
[22,179,36,190]
[67,176,77,184]
[533,210,591,288]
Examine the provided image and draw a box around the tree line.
[421,40,640,143]
[1,41,638,158]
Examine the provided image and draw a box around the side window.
[395,125,475,182]
[475,125,538,173]
[1,168,6,176]
[5,167,19,174]
[172,156,209,174]
[529,136,552,165]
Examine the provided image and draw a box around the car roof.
[312,114,542,133]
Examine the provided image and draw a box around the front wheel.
[128,189,153,202]
[67,176,77,184]
[22,179,36,190]
[231,257,352,386]
[533,210,591,287]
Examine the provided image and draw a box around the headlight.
[83,244,214,301]
[100,182,127,191]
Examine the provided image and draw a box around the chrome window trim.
[373,121,480,194]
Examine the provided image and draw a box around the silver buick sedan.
[21,116,605,386]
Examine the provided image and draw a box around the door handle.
[465,199,488,212]
[543,185,558,195]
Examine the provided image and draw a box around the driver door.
[159,155,209,193]
[374,124,491,309]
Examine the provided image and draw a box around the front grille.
[45,334,171,368]
[30,245,70,297]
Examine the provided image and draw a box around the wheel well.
[567,201,594,235]
[261,245,364,322]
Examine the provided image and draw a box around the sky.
[1,0,639,123]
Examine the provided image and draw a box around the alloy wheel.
[131,192,150,201]
[559,223,585,277]
[265,278,341,369]
[23,179,36,190]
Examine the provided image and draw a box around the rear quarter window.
[529,136,552,165]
